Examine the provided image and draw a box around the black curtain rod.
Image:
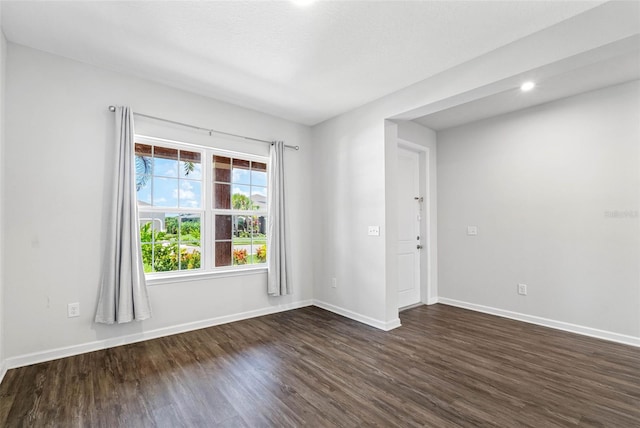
[108,106,299,150]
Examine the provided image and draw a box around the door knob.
[417,245,423,250]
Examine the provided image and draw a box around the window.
[212,155,268,267]
[134,136,268,277]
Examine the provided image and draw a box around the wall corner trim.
[313,300,401,331]
[438,298,640,348]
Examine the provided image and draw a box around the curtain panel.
[267,141,291,296]
[95,106,152,324]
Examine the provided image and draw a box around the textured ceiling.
[1,1,604,125]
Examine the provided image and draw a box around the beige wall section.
[437,81,640,337]
[3,44,313,361]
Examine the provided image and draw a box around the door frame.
[397,138,436,308]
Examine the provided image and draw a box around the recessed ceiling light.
[291,0,316,6]
[520,81,536,92]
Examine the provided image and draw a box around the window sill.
[145,267,268,286]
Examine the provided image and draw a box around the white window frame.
[135,135,269,285]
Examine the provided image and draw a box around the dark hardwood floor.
[1,304,639,427]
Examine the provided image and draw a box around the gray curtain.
[267,141,291,296]
[95,106,152,324]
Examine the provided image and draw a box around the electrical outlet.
[517,284,527,296]
[467,226,478,236]
[367,226,380,236]
[332,277,337,288]
[67,302,80,318]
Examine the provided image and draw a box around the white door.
[397,148,421,308]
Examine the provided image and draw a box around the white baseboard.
[425,297,439,305]
[313,300,401,331]
[5,300,314,370]
[399,302,424,312]
[6,296,635,374]
[438,297,640,348]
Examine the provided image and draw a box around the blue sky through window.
[137,153,202,208]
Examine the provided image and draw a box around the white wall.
[311,111,390,328]
[0,4,6,377]
[437,81,640,339]
[311,2,639,329]
[3,44,313,363]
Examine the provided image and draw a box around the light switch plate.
[467,226,478,236]
[368,226,380,236]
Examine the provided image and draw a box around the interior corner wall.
[3,43,313,364]
[437,81,640,339]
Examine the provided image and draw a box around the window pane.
[233,158,250,168]
[180,150,202,180]
[251,215,267,238]
[154,241,179,272]
[214,183,231,209]
[139,212,166,239]
[163,213,179,236]
[179,214,201,271]
[138,212,203,273]
[179,179,201,209]
[135,143,153,157]
[179,215,200,241]
[180,243,201,270]
[213,155,231,182]
[135,151,153,192]
[215,215,232,240]
[254,243,267,264]
[232,159,250,185]
[251,187,267,210]
[233,215,250,240]
[134,142,153,195]
[233,245,249,266]
[215,242,231,267]
[251,167,267,186]
[141,244,153,273]
[252,161,267,172]
[153,177,178,207]
[154,147,179,177]
[232,185,251,210]
[136,175,152,205]
[251,215,267,265]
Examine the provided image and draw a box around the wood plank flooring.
[0,304,639,427]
